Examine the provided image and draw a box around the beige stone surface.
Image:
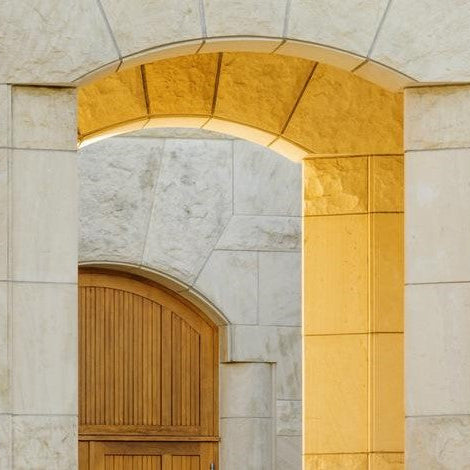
[204,0,287,37]
[304,453,368,470]
[0,85,11,147]
[354,60,416,92]
[0,283,9,413]
[288,0,389,57]
[303,157,368,216]
[406,148,470,284]
[406,283,470,416]
[370,213,404,333]
[195,251,258,325]
[220,363,273,418]
[407,415,470,469]
[405,86,470,151]
[13,415,77,470]
[215,53,313,134]
[12,283,77,415]
[11,150,77,283]
[0,414,11,469]
[370,333,404,452]
[78,67,147,137]
[284,64,403,155]
[216,216,301,251]
[277,436,301,470]
[276,400,301,436]
[146,54,219,116]
[373,0,470,82]
[370,155,404,213]
[100,0,202,57]
[0,150,7,281]
[233,140,301,216]
[259,252,301,326]
[142,139,232,283]
[304,334,368,454]
[277,40,363,71]
[0,0,118,84]
[79,137,165,265]
[12,87,76,151]
[304,215,368,335]
[220,418,273,470]
[230,326,301,399]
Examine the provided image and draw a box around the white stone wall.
[78,132,302,470]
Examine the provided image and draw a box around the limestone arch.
[78,52,403,160]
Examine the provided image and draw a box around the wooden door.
[89,441,216,470]
[78,270,218,469]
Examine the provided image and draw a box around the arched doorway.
[78,269,218,469]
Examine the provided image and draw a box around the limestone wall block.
[100,0,202,57]
[406,148,470,283]
[288,0,389,57]
[220,363,273,418]
[234,140,301,216]
[407,416,470,469]
[12,283,77,415]
[373,0,470,82]
[0,0,118,83]
[406,283,470,416]
[79,137,165,265]
[12,415,77,470]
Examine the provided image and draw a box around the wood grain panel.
[90,441,215,470]
[79,270,218,437]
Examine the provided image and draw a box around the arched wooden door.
[78,270,219,470]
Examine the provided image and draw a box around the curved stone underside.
[78,53,403,161]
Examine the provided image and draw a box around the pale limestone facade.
[78,133,302,470]
[2,1,470,469]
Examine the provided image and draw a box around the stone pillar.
[302,154,404,468]
[0,85,78,468]
[405,85,470,468]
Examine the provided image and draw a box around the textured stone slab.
[12,283,77,415]
[194,251,258,325]
[405,86,470,151]
[233,140,301,216]
[204,0,287,37]
[0,85,10,147]
[0,150,7,281]
[0,414,11,470]
[220,363,273,418]
[13,415,77,470]
[11,150,77,283]
[373,0,470,82]
[406,149,470,284]
[216,215,301,251]
[79,137,164,265]
[100,0,202,57]
[288,0,389,57]
[407,415,470,469]
[276,436,301,470]
[0,0,118,83]
[231,326,301,399]
[259,252,301,326]
[143,139,232,284]
[220,418,273,470]
[276,400,302,436]
[406,283,470,416]
[12,87,76,151]
[0,283,9,413]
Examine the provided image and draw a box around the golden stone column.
[303,154,404,469]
